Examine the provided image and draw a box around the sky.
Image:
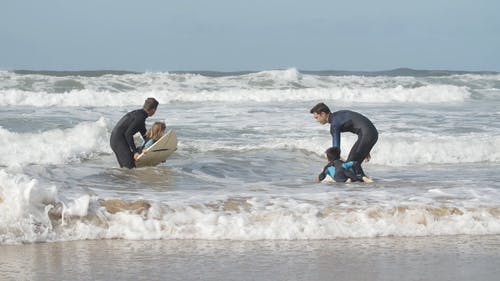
[1,0,499,72]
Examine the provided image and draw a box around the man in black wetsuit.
[310,102,377,180]
[110,97,159,168]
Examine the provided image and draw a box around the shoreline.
[1,235,499,281]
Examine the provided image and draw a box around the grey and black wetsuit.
[110,109,148,168]
[318,160,362,182]
[329,110,378,177]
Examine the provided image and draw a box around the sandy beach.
[1,235,500,281]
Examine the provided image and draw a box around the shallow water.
[1,69,500,243]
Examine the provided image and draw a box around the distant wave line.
[11,68,499,78]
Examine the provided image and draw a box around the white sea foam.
[0,84,471,107]
[0,170,58,244]
[0,67,477,106]
[0,119,497,169]
[2,182,500,243]
[0,118,110,167]
[182,132,500,165]
[371,133,500,165]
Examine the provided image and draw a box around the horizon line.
[6,67,498,78]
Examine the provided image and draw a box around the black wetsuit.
[110,109,148,168]
[329,110,378,177]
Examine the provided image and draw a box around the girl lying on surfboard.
[140,121,166,151]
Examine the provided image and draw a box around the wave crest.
[0,84,470,107]
[2,190,500,243]
[0,118,110,167]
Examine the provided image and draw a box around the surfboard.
[135,129,177,167]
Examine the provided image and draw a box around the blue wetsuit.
[140,138,155,149]
[329,110,378,177]
[110,109,149,168]
[318,160,363,182]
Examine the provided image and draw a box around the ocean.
[1,68,500,280]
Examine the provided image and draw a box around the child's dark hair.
[325,147,341,162]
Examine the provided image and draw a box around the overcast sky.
[1,0,499,72]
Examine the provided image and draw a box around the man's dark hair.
[310,102,331,114]
[325,147,341,162]
[144,97,159,111]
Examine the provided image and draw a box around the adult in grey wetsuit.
[311,102,378,178]
[110,98,159,168]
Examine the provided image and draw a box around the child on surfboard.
[140,121,166,151]
[317,147,373,183]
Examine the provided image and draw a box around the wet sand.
[1,235,500,281]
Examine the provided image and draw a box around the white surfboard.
[135,129,177,167]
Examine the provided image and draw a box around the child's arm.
[317,166,328,182]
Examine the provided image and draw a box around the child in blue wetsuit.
[317,147,372,183]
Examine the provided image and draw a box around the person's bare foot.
[362,176,374,183]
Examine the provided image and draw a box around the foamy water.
[1,69,499,244]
